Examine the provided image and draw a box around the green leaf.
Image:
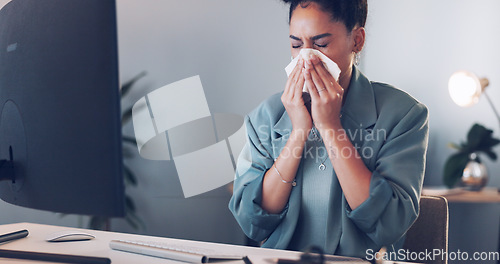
[58,213,68,219]
[478,137,500,151]
[125,195,136,211]
[122,136,137,145]
[466,124,489,150]
[447,142,462,150]
[125,216,139,230]
[121,107,133,126]
[124,195,146,230]
[88,216,109,231]
[443,152,470,188]
[123,165,137,186]
[480,149,498,161]
[122,147,135,159]
[121,71,147,97]
[125,208,146,231]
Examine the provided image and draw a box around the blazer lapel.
[341,66,378,131]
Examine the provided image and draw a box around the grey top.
[288,133,333,252]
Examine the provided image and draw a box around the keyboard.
[109,239,245,263]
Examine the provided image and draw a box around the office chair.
[403,195,449,264]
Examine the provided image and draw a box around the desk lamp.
[448,71,500,129]
[447,71,500,190]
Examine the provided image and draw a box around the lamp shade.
[448,71,483,107]
[448,71,490,107]
[448,71,500,131]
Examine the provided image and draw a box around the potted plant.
[443,123,500,190]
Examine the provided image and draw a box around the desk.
[0,223,368,264]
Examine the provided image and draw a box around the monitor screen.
[0,0,125,217]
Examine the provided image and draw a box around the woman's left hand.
[303,54,344,131]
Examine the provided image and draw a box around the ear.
[352,27,366,53]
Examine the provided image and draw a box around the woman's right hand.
[281,58,313,137]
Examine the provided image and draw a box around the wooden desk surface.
[0,223,368,264]
[423,187,500,203]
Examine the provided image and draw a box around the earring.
[354,52,361,66]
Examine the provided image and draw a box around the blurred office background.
[0,0,499,263]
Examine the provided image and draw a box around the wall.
[363,0,500,188]
[363,1,500,263]
[1,0,499,261]
[0,0,291,245]
[112,0,291,244]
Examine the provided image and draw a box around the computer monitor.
[0,0,125,217]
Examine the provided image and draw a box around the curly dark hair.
[281,0,367,31]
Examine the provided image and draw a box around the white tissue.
[285,48,341,92]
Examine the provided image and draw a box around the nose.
[302,41,314,49]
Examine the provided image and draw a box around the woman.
[229,0,429,258]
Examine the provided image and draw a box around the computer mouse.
[45,230,95,242]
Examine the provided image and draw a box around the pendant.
[319,163,326,170]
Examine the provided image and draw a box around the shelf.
[423,187,500,203]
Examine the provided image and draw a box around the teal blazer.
[229,67,429,258]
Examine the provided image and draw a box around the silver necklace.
[311,126,328,170]
[318,160,327,171]
[310,113,343,171]
[318,148,328,171]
